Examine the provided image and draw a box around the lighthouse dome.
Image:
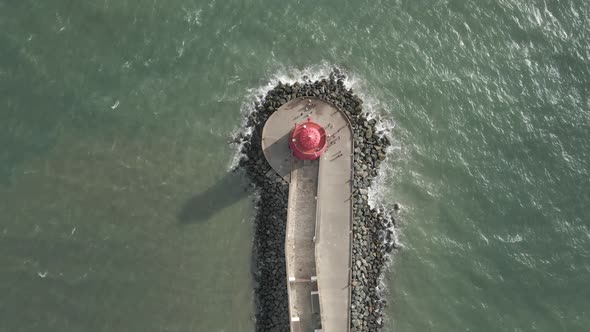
[298,127,321,150]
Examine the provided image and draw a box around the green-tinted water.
[1,0,589,331]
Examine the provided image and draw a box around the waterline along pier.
[262,97,354,332]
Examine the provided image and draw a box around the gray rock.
[237,72,393,332]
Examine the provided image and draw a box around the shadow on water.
[177,170,250,224]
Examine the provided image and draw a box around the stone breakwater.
[233,71,399,332]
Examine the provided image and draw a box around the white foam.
[227,62,403,237]
[495,233,524,243]
[231,65,404,325]
[227,64,399,172]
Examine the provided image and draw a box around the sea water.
[1,1,589,331]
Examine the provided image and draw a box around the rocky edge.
[233,71,399,332]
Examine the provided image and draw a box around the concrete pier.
[262,97,353,332]
[286,158,320,331]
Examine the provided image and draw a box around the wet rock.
[234,71,397,332]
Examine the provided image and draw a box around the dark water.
[1,0,589,331]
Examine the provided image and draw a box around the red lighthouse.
[289,118,328,160]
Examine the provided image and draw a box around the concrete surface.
[314,110,353,332]
[285,158,320,331]
[262,97,353,332]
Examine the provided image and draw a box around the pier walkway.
[262,97,353,332]
[285,158,320,331]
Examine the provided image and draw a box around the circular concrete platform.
[261,96,350,182]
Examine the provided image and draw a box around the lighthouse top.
[298,126,321,150]
[289,118,328,160]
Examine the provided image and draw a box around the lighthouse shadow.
[177,170,249,224]
[263,132,304,176]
